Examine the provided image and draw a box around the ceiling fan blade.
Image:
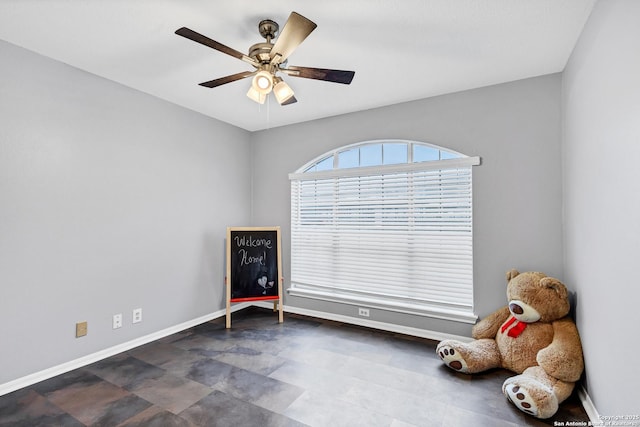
[175,27,257,66]
[269,12,317,64]
[282,66,355,84]
[199,71,255,88]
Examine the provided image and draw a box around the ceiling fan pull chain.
[266,94,271,129]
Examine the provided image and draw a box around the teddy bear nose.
[509,303,524,314]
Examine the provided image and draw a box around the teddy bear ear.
[506,269,520,282]
[540,277,566,296]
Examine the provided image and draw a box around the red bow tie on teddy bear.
[501,316,527,338]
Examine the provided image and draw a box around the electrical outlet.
[132,308,142,324]
[113,313,123,329]
[76,321,88,338]
[358,307,370,317]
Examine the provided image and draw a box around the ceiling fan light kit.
[252,70,274,93]
[273,77,295,104]
[246,86,267,104]
[175,11,355,106]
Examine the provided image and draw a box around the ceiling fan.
[175,12,355,106]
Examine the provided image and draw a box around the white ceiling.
[0,1,595,132]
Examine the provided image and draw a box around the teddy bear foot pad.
[437,344,469,373]
[504,383,540,417]
[504,381,561,419]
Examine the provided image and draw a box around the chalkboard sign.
[225,226,283,328]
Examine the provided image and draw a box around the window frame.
[289,140,480,323]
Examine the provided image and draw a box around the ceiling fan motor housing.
[250,19,279,63]
[248,42,273,63]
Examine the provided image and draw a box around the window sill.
[287,284,478,324]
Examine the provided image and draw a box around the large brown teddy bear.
[436,270,584,419]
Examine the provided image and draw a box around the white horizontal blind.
[290,160,475,316]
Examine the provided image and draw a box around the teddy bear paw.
[504,383,540,417]
[436,343,469,373]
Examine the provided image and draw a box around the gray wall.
[250,74,564,337]
[0,40,251,384]
[563,0,640,416]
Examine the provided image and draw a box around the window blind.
[290,157,479,322]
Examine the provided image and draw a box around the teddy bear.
[436,269,584,419]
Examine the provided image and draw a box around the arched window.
[289,140,480,323]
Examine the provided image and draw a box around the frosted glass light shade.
[274,79,294,104]
[252,70,273,94]
[246,86,266,104]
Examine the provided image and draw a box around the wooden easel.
[225,226,283,328]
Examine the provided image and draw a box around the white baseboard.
[578,385,600,425]
[253,301,473,343]
[0,303,251,397]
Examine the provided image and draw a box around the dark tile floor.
[0,307,589,426]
